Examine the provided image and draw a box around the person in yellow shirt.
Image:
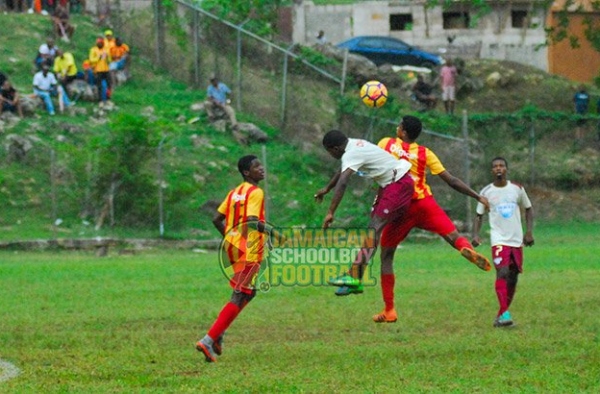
[53,49,78,93]
[196,155,267,363]
[89,38,111,105]
[103,30,116,53]
[109,37,130,87]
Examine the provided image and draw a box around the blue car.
[336,36,443,68]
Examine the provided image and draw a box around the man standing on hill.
[472,157,534,327]
[440,58,458,115]
[89,38,111,107]
[370,115,491,323]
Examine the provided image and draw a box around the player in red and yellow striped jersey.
[372,115,491,323]
[196,155,266,362]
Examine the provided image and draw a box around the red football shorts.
[380,195,456,248]
[491,245,523,273]
[371,173,414,222]
[229,263,261,294]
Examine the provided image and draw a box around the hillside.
[0,12,599,244]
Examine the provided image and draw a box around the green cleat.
[328,273,361,287]
[335,284,364,296]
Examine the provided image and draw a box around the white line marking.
[0,359,21,383]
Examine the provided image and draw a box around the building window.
[390,13,413,31]
[443,12,470,29]
[512,10,528,28]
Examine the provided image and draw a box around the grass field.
[0,222,599,393]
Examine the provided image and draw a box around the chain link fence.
[3,1,599,243]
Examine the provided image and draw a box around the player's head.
[238,155,264,182]
[322,130,348,159]
[397,115,422,141]
[491,156,508,168]
[491,156,508,180]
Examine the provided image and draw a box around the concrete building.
[284,1,550,72]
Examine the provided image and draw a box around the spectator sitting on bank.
[0,80,24,118]
[33,63,73,115]
[205,76,237,127]
[34,38,58,70]
[53,49,78,95]
[109,37,130,87]
[412,74,437,110]
[53,4,76,42]
[82,59,95,86]
[204,76,248,144]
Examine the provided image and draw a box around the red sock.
[453,236,472,251]
[207,302,241,340]
[381,274,395,311]
[495,279,509,316]
[506,284,516,309]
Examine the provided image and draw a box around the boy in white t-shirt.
[472,157,534,327]
[315,130,413,303]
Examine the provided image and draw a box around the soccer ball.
[360,80,388,108]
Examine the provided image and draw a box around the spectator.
[0,80,24,118]
[109,37,130,87]
[205,76,243,141]
[53,48,78,93]
[5,0,24,12]
[573,84,590,139]
[33,63,73,115]
[573,85,590,117]
[412,74,437,111]
[440,58,458,115]
[82,59,95,86]
[35,38,58,70]
[89,38,111,106]
[52,4,75,42]
[316,30,327,45]
[103,29,116,52]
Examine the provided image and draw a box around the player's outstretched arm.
[323,168,354,229]
[439,170,490,211]
[314,170,341,203]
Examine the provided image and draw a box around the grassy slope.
[0,13,343,241]
[1,12,599,244]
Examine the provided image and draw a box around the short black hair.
[491,156,508,168]
[238,155,258,175]
[322,130,348,148]
[401,115,422,140]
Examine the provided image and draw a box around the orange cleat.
[372,308,398,323]
[460,248,491,271]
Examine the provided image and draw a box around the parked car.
[336,36,444,68]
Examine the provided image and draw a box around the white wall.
[294,1,548,71]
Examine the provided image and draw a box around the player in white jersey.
[315,130,413,300]
[472,157,534,327]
